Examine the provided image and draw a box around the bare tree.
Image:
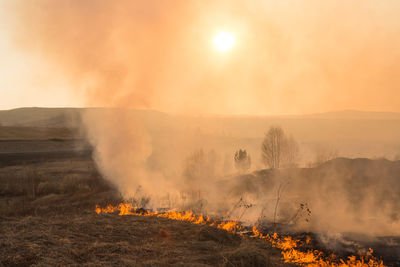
[261,126,299,169]
[261,126,285,169]
[234,149,251,173]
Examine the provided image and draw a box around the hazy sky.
[1,0,400,114]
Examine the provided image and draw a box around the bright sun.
[213,31,235,52]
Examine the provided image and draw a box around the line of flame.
[94,203,385,267]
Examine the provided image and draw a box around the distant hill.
[1,107,400,128]
[302,110,400,120]
[0,107,171,128]
[0,107,399,160]
[0,107,82,128]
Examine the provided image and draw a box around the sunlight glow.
[213,31,235,52]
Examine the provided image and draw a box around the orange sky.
[1,0,400,115]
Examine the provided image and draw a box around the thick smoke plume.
[4,1,400,235]
[5,0,400,114]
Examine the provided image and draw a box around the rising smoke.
[4,0,400,235]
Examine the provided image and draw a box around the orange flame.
[94,203,241,233]
[251,226,385,267]
[217,221,241,232]
[95,203,138,215]
[95,204,385,266]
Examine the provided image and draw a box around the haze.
[1,0,400,115]
[1,2,400,259]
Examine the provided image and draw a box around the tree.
[261,126,285,169]
[234,149,251,173]
[261,126,299,169]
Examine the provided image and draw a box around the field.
[0,123,289,266]
[1,213,289,266]
[0,151,290,266]
[1,143,399,266]
[4,0,400,264]
[1,109,400,266]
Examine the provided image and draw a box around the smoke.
[287,158,400,236]
[4,0,400,114]
[215,159,400,236]
[3,0,400,235]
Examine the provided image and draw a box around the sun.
[213,31,235,52]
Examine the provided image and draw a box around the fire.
[217,221,241,232]
[251,226,385,266]
[95,203,241,233]
[157,210,208,224]
[94,204,385,266]
[95,203,138,215]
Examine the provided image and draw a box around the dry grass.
[0,126,80,140]
[0,157,291,266]
[0,214,290,266]
[0,160,115,217]
[223,245,271,267]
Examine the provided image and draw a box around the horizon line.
[1,106,400,118]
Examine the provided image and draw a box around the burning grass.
[95,203,242,233]
[95,203,386,267]
[251,227,385,267]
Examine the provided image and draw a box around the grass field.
[0,157,290,266]
[1,108,399,266]
[1,213,290,266]
[0,126,81,140]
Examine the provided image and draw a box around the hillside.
[0,107,82,128]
